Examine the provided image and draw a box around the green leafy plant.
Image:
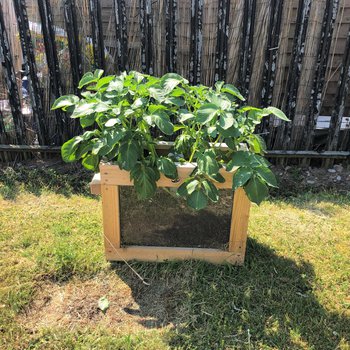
[52,70,289,209]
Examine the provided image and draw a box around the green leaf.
[197,150,220,176]
[178,111,195,123]
[160,73,187,92]
[151,111,174,135]
[177,178,199,198]
[226,151,252,170]
[248,134,266,154]
[105,118,120,127]
[78,72,98,89]
[105,129,124,147]
[95,75,115,89]
[202,180,219,202]
[157,157,178,179]
[132,97,148,109]
[51,95,79,110]
[107,78,124,92]
[209,172,226,183]
[80,114,95,128]
[130,164,157,199]
[61,137,82,162]
[232,167,253,190]
[98,296,109,313]
[244,175,268,205]
[255,166,278,187]
[94,69,104,79]
[118,140,140,170]
[263,106,290,121]
[222,84,245,101]
[82,153,99,171]
[219,112,235,130]
[187,189,208,210]
[196,103,219,124]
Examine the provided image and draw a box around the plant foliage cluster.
[52,70,289,209]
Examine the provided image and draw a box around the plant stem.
[189,125,202,162]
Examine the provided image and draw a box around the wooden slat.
[105,245,243,264]
[228,187,251,263]
[90,173,101,195]
[101,184,121,254]
[99,162,234,189]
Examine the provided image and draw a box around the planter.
[90,162,251,265]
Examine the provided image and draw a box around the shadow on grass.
[0,163,93,200]
[113,238,350,349]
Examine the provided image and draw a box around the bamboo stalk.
[165,0,177,73]
[327,26,350,151]
[277,0,311,150]
[214,0,230,82]
[37,0,67,143]
[13,0,47,145]
[89,0,106,71]
[238,0,256,98]
[303,0,339,150]
[139,0,154,74]
[0,2,26,144]
[113,0,128,72]
[63,0,83,93]
[189,0,203,85]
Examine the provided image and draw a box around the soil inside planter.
[119,187,233,249]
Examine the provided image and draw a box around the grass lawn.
[0,166,349,349]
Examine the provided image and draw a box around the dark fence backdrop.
[0,0,350,163]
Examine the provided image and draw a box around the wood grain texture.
[99,163,234,189]
[228,187,251,263]
[104,245,244,264]
[101,184,121,254]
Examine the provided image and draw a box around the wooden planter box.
[90,162,251,265]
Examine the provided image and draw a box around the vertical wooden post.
[101,185,121,259]
[139,0,154,74]
[63,0,83,94]
[189,0,203,85]
[214,0,230,82]
[303,0,339,150]
[0,2,26,144]
[89,0,106,71]
[327,26,350,152]
[229,188,251,263]
[238,0,256,99]
[165,0,177,73]
[13,0,47,145]
[113,0,128,72]
[276,0,311,150]
[37,0,67,144]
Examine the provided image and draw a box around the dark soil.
[120,187,233,249]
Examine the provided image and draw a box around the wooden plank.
[101,184,121,255]
[100,163,234,189]
[139,0,154,74]
[228,187,251,264]
[113,0,128,71]
[165,0,177,72]
[90,173,101,195]
[105,245,243,264]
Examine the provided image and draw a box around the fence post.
[63,0,83,94]
[0,2,26,144]
[139,0,154,74]
[238,0,256,99]
[214,0,230,82]
[327,26,350,152]
[37,0,67,144]
[189,0,203,85]
[165,0,177,73]
[89,0,106,71]
[13,0,47,145]
[113,0,128,72]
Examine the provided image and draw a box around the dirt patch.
[18,273,175,332]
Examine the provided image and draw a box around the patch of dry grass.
[0,172,349,349]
